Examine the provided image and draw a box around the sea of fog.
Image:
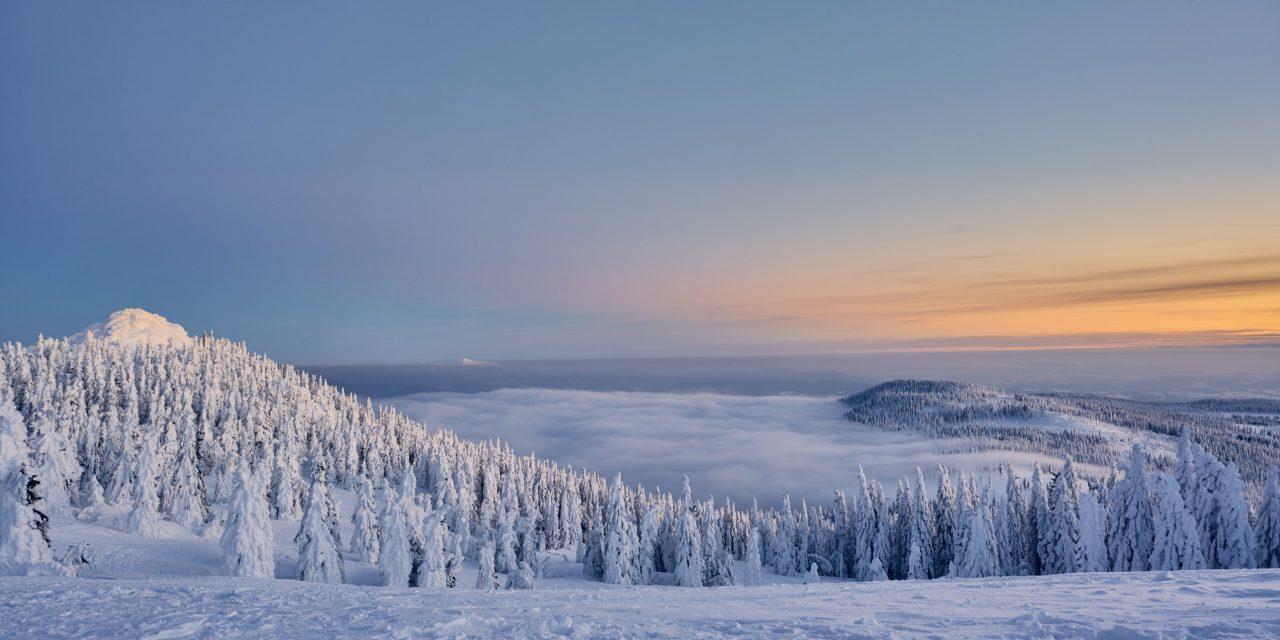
[391,388,1089,506]
[310,347,1280,504]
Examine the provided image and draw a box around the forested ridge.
[2,335,1279,588]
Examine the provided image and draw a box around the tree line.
[1,335,1278,586]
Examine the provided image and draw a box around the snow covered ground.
[5,507,1279,639]
[6,564,1279,638]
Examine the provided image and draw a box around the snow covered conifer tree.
[268,453,302,520]
[853,468,876,581]
[444,513,466,588]
[1256,468,1280,568]
[932,466,957,578]
[220,460,275,578]
[1075,487,1110,573]
[560,486,581,551]
[167,451,206,531]
[774,494,797,576]
[475,540,498,590]
[378,485,412,587]
[701,500,732,586]
[637,503,660,585]
[397,467,422,552]
[872,485,893,579]
[1148,472,1205,571]
[0,400,65,576]
[580,511,604,579]
[803,562,820,584]
[1026,464,1048,575]
[125,431,162,538]
[1213,462,1255,569]
[295,463,344,584]
[741,525,764,586]
[417,508,448,588]
[795,498,811,576]
[494,474,519,575]
[1193,447,1224,567]
[867,557,888,581]
[887,481,910,578]
[104,430,135,506]
[673,475,703,587]
[515,516,538,571]
[29,419,71,512]
[350,474,380,563]
[1039,459,1081,574]
[951,488,998,579]
[715,542,737,588]
[905,534,927,580]
[79,473,104,512]
[998,465,1029,575]
[506,560,535,590]
[1107,445,1154,572]
[1175,429,1198,514]
[602,474,639,585]
[477,465,499,543]
[905,468,934,580]
[831,490,851,578]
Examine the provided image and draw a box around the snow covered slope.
[10,507,1279,640]
[7,570,1279,639]
[69,308,192,348]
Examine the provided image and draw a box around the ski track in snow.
[6,510,1280,640]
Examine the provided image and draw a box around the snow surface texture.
[7,508,1280,640]
[6,570,1279,639]
[69,308,192,348]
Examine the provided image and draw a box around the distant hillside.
[842,379,1280,490]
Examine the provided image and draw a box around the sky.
[2,2,1278,363]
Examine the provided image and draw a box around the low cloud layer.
[391,389,1039,506]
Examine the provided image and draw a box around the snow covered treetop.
[70,308,192,348]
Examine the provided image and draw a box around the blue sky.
[2,2,1277,363]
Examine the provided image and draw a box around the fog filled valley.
[1,310,1279,638]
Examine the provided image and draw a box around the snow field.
[4,568,1279,639]
[4,506,1279,639]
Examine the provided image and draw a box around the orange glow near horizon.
[648,244,1280,351]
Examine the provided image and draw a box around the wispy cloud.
[689,252,1280,348]
[814,330,1280,352]
[900,275,1280,316]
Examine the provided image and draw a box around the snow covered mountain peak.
[71,308,193,348]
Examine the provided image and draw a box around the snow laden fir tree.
[2,331,1280,589]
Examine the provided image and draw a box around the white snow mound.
[70,308,193,348]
